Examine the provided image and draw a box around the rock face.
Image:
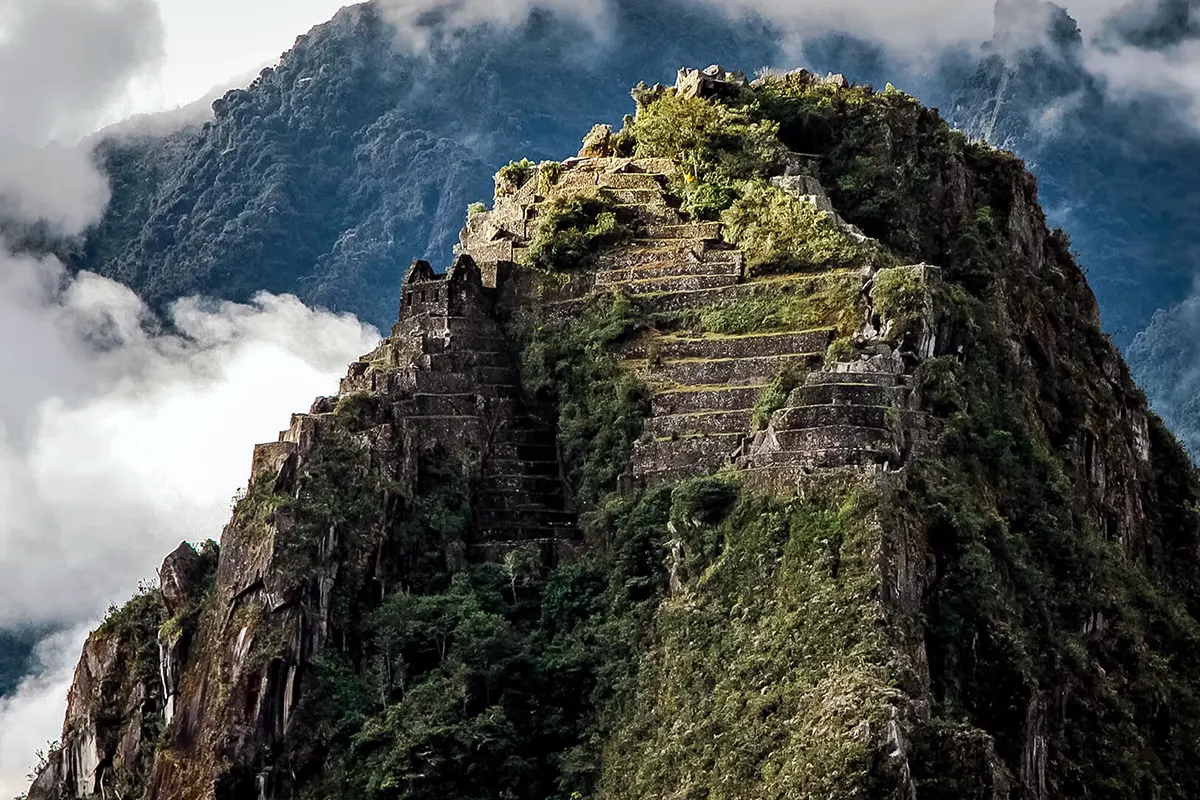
[26,67,1200,800]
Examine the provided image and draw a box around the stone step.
[597,173,664,190]
[419,334,509,354]
[408,372,519,396]
[626,285,751,314]
[396,393,487,416]
[606,187,667,205]
[763,425,897,453]
[803,370,905,388]
[476,507,577,526]
[617,274,742,295]
[600,245,711,269]
[494,427,559,448]
[613,203,684,226]
[644,409,753,438]
[633,432,747,475]
[790,382,909,408]
[491,442,559,462]
[472,530,577,549]
[557,169,602,190]
[748,447,899,470]
[625,330,834,361]
[772,404,900,431]
[630,353,822,387]
[479,487,569,511]
[488,459,562,478]
[481,474,569,497]
[651,385,765,416]
[424,351,513,371]
[475,518,578,537]
[642,222,722,241]
[596,259,739,284]
[626,238,715,254]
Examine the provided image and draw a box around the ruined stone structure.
[279,253,578,557]
[460,153,938,490]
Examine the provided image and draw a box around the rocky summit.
[23,66,1200,800]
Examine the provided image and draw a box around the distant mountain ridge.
[66,1,791,331]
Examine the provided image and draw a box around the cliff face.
[26,67,1200,800]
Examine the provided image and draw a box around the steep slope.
[948,0,1200,454]
[25,67,1200,800]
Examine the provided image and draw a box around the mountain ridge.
[21,65,1200,800]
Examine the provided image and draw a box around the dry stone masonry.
[458,147,938,492]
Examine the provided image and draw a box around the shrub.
[752,368,804,430]
[333,392,379,431]
[722,181,892,275]
[538,160,564,192]
[826,336,857,364]
[511,293,651,509]
[526,190,632,272]
[670,476,741,528]
[873,266,928,336]
[696,273,865,336]
[681,180,737,221]
[467,202,488,218]
[630,91,784,194]
[497,158,536,196]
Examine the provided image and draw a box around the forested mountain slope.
[24,66,1200,800]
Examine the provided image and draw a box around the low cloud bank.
[0,252,379,793]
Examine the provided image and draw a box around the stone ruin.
[244,144,946,544]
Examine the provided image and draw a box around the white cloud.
[0,624,94,800]
[0,252,380,794]
[1085,37,1200,129]
[0,257,380,630]
[378,0,613,50]
[0,0,163,231]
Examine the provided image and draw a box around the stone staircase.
[336,257,580,557]
[623,329,834,484]
[454,156,935,492]
[740,355,928,491]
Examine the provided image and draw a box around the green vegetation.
[91,583,171,798]
[873,266,929,338]
[497,158,537,195]
[752,368,804,430]
[722,180,893,275]
[538,160,564,191]
[825,336,857,364]
[512,293,651,510]
[332,391,380,431]
[629,88,784,220]
[467,201,488,218]
[600,489,904,800]
[50,62,1200,800]
[157,540,220,647]
[690,273,864,336]
[526,191,633,273]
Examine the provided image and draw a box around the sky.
[0,0,1192,795]
[112,0,352,122]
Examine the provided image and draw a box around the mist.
[0,0,380,792]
